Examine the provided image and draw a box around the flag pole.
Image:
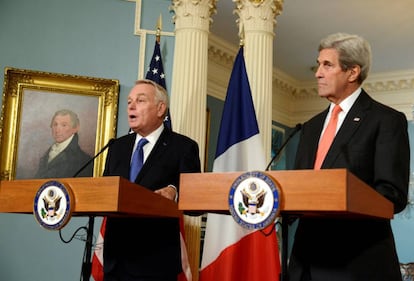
[156,14,162,43]
[239,22,245,47]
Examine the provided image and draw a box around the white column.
[170,2,217,281]
[235,0,284,162]
[170,0,217,172]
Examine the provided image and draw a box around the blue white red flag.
[145,40,172,130]
[199,46,281,281]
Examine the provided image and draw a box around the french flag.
[199,46,281,281]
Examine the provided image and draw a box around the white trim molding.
[208,33,414,126]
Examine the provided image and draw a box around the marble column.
[234,0,284,162]
[170,0,217,171]
[170,1,217,280]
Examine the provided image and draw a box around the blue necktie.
[129,138,148,182]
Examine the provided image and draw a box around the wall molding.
[208,33,414,126]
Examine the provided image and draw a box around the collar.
[134,124,164,147]
[51,134,74,152]
[333,87,362,114]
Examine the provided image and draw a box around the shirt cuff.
[168,184,178,202]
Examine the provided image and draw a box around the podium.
[178,168,393,219]
[0,176,181,280]
[178,169,393,281]
[0,176,181,217]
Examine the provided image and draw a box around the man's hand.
[154,185,177,201]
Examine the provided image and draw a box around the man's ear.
[72,124,80,134]
[348,65,361,83]
[157,102,167,118]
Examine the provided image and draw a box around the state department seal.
[33,180,74,230]
[228,171,281,230]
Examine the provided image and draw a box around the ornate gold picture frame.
[0,67,119,180]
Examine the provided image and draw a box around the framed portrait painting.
[0,67,119,180]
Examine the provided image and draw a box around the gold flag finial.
[156,14,162,43]
[239,23,245,47]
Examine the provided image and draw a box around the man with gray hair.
[35,109,92,178]
[289,33,409,281]
[102,79,201,281]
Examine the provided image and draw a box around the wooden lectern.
[0,176,180,281]
[178,168,394,281]
[178,168,393,219]
[0,176,181,218]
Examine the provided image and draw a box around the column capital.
[234,0,283,35]
[171,0,218,31]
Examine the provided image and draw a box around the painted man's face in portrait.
[51,114,78,143]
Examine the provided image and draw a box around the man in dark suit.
[288,33,409,281]
[35,109,92,178]
[103,79,201,281]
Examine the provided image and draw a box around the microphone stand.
[82,217,95,281]
[74,138,114,281]
[265,123,302,171]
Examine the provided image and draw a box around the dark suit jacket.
[103,126,201,277]
[35,133,92,178]
[288,90,409,281]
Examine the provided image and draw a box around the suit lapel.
[120,133,137,180]
[322,90,371,168]
[135,127,170,182]
[296,108,329,169]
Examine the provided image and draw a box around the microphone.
[265,123,302,171]
[72,138,115,177]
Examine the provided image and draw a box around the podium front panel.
[178,169,393,219]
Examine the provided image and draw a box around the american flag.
[145,40,172,130]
